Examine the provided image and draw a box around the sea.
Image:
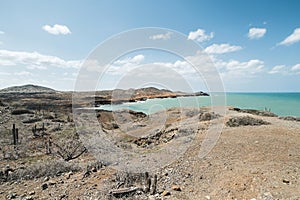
[98,93,300,117]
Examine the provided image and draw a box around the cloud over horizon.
[0,49,80,69]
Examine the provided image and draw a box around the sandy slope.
[0,107,299,200]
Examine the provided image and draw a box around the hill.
[0,84,56,93]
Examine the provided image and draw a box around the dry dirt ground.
[0,102,300,200]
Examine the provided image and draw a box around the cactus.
[12,124,19,145]
[32,124,38,137]
[145,172,151,193]
[151,174,157,195]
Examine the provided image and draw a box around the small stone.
[171,185,181,191]
[205,196,211,200]
[48,180,56,186]
[261,192,274,200]
[65,172,73,179]
[161,190,171,196]
[24,196,34,200]
[282,179,290,184]
[28,191,35,195]
[43,177,49,182]
[7,192,17,199]
[41,183,48,190]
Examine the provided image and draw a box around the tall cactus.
[12,124,18,145]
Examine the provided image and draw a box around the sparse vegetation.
[226,116,271,127]
[11,109,33,115]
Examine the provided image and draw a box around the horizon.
[1,0,300,92]
[1,83,300,94]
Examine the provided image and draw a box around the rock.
[43,177,49,182]
[161,190,171,196]
[199,112,220,121]
[41,183,48,190]
[278,116,300,122]
[7,192,17,199]
[205,195,211,200]
[171,185,181,191]
[65,172,73,179]
[282,179,290,184]
[91,167,97,172]
[226,116,270,127]
[48,180,56,185]
[260,192,274,200]
[230,108,277,117]
[28,191,35,195]
[22,196,34,200]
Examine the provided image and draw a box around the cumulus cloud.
[114,55,144,65]
[279,28,300,46]
[149,32,173,40]
[105,55,145,75]
[248,28,267,39]
[291,64,300,71]
[204,43,242,54]
[188,29,214,42]
[42,24,71,35]
[216,59,264,76]
[0,49,81,69]
[268,65,286,74]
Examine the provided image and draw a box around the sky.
[0,0,300,92]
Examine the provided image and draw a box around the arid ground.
[0,85,299,200]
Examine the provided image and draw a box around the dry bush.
[11,109,33,115]
[226,116,270,127]
[52,135,87,161]
[6,159,80,181]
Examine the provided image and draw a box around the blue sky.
[0,0,300,92]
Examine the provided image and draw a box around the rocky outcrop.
[226,116,271,127]
[230,107,277,117]
[278,116,300,122]
[93,87,209,105]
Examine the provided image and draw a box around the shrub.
[226,116,270,127]
[6,159,81,182]
[11,109,34,115]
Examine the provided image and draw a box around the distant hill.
[0,84,56,93]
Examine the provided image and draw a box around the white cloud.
[279,28,300,46]
[0,49,81,69]
[216,59,264,76]
[42,24,71,35]
[268,65,286,74]
[291,64,300,71]
[149,32,173,40]
[188,29,214,42]
[113,54,144,65]
[204,43,242,54]
[14,71,33,76]
[0,31,4,34]
[106,55,145,75]
[248,28,267,39]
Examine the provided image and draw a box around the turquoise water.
[99,93,300,117]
